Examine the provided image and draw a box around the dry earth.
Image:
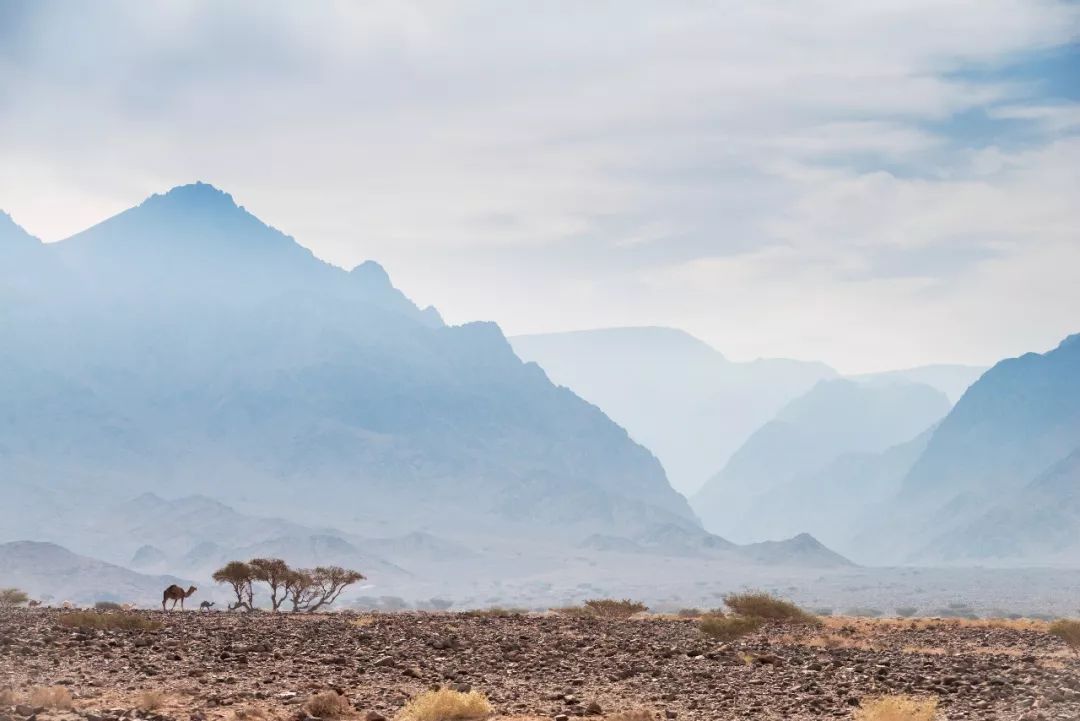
[2,609,1079,721]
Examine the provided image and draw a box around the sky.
[1,1,1078,373]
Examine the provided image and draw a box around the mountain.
[874,334,1080,562]
[0,183,696,544]
[0,541,188,605]
[693,379,950,542]
[850,364,987,404]
[925,447,1080,563]
[510,327,837,494]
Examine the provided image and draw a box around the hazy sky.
[1,1,1078,373]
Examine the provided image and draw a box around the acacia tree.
[249,558,291,612]
[285,566,365,613]
[0,588,29,607]
[212,561,254,611]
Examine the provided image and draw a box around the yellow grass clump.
[28,686,74,710]
[723,592,819,625]
[699,613,763,642]
[854,695,938,721]
[397,688,493,721]
[1048,619,1080,653]
[305,691,352,719]
[137,690,167,711]
[1,688,16,707]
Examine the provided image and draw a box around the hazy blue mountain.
[923,447,1080,563]
[511,327,837,494]
[742,427,935,557]
[873,334,1080,562]
[0,183,696,543]
[693,379,950,542]
[0,540,188,605]
[850,364,987,403]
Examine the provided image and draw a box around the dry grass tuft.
[605,711,654,721]
[28,686,74,710]
[305,691,352,719]
[583,599,648,619]
[397,688,493,721]
[854,695,938,721]
[1049,619,1080,654]
[723,592,819,625]
[136,690,167,711]
[1,688,16,707]
[699,613,763,642]
[57,611,161,632]
[464,607,529,618]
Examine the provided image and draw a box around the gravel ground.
[2,609,1079,720]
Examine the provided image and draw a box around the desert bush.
[28,686,73,710]
[57,611,161,631]
[1049,619,1080,654]
[1,687,15,707]
[397,688,492,721]
[0,588,29,607]
[94,601,123,611]
[813,607,834,617]
[853,694,937,721]
[723,592,818,624]
[699,613,763,642]
[582,599,648,619]
[137,690,167,711]
[676,607,703,618]
[895,607,919,618]
[304,691,351,719]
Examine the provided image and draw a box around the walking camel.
[162,584,198,611]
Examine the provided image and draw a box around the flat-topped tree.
[212,561,254,611]
[285,566,365,613]
[249,558,291,612]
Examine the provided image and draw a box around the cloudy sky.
[1,1,1078,372]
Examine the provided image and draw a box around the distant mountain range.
[692,378,951,543]
[0,540,188,605]
[511,327,837,494]
[0,183,695,542]
[511,327,983,495]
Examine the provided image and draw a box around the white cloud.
[0,0,1078,371]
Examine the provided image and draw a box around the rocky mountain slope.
[511,327,837,494]
[692,379,950,542]
[0,183,695,542]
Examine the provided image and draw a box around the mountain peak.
[351,260,391,286]
[143,182,239,212]
[0,210,40,245]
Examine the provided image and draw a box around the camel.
[199,601,215,611]
[162,584,198,611]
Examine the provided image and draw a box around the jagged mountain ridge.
[0,183,696,541]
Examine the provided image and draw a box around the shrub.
[582,599,648,619]
[137,690,167,711]
[1049,619,1080,654]
[27,687,73,710]
[676,608,703,618]
[723,592,818,624]
[94,601,123,611]
[854,694,937,721]
[895,607,919,618]
[699,613,763,642]
[304,691,351,719]
[464,607,527,618]
[57,611,161,631]
[397,688,492,721]
[0,588,29,607]
[1,687,15,707]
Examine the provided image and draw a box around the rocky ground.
[1,609,1079,720]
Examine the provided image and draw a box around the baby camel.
[162,584,198,611]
